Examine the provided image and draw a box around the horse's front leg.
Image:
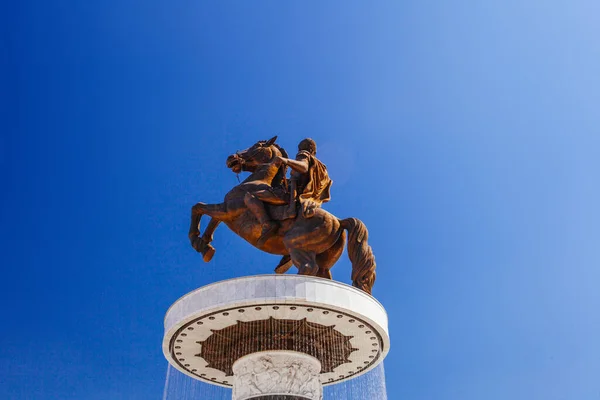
[201,218,221,244]
[189,202,227,262]
[189,202,204,241]
[198,218,221,262]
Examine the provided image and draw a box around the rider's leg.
[248,189,287,205]
[244,190,286,246]
[244,191,273,225]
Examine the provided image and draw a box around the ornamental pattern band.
[196,317,356,377]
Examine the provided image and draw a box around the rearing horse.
[188,137,376,294]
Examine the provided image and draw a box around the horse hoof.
[274,265,287,274]
[274,262,293,274]
[202,244,216,262]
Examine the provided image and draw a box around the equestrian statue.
[188,136,377,294]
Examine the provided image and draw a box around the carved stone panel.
[232,351,322,400]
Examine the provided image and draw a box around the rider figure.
[284,138,332,219]
[244,138,332,247]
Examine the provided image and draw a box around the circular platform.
[163,275,390,388]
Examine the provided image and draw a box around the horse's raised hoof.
[202,244,216,262]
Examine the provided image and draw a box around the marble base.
[163,275,390,390]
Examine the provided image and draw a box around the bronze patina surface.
[188,137,376,294]
[196,317,356,376]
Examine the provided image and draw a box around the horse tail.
[341,218,376,295]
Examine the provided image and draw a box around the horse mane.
[272,144,289,191]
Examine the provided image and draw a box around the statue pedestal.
[163,275,390,399]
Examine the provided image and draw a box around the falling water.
[323,363,387,400]
[163,364,231,400]
[164,312,387,399]
[163,362,387,400]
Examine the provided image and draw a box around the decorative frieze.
[232,351,322,400]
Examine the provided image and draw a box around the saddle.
[267,203,297,222]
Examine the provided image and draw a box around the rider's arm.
[275,156,309,174]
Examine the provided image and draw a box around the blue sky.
[2,1,600,399]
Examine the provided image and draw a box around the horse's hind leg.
[316,266,332,279]
[315,230,346,280]
[289,249,318,276]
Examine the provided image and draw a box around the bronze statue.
[189,136,376,294]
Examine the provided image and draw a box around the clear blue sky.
[2,1,600,399]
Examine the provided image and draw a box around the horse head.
[226,136,282,174]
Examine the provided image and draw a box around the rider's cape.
[296,150,332,217]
